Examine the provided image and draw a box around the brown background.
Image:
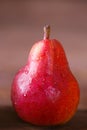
[0,0,87,110]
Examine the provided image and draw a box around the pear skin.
[11,25,80,125]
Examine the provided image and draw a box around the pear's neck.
[43,25,50,40]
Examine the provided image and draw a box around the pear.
[11,25,80,126]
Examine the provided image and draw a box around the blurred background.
[0,0,87,110]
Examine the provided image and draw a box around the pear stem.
[44,25,50,40]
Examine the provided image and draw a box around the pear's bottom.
[18,109,76,126]
[13,100,79,126]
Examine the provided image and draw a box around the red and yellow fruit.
[11,25,80,125]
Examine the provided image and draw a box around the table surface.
[0,106,87,130]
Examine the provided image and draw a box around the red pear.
[11,25,80,126]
